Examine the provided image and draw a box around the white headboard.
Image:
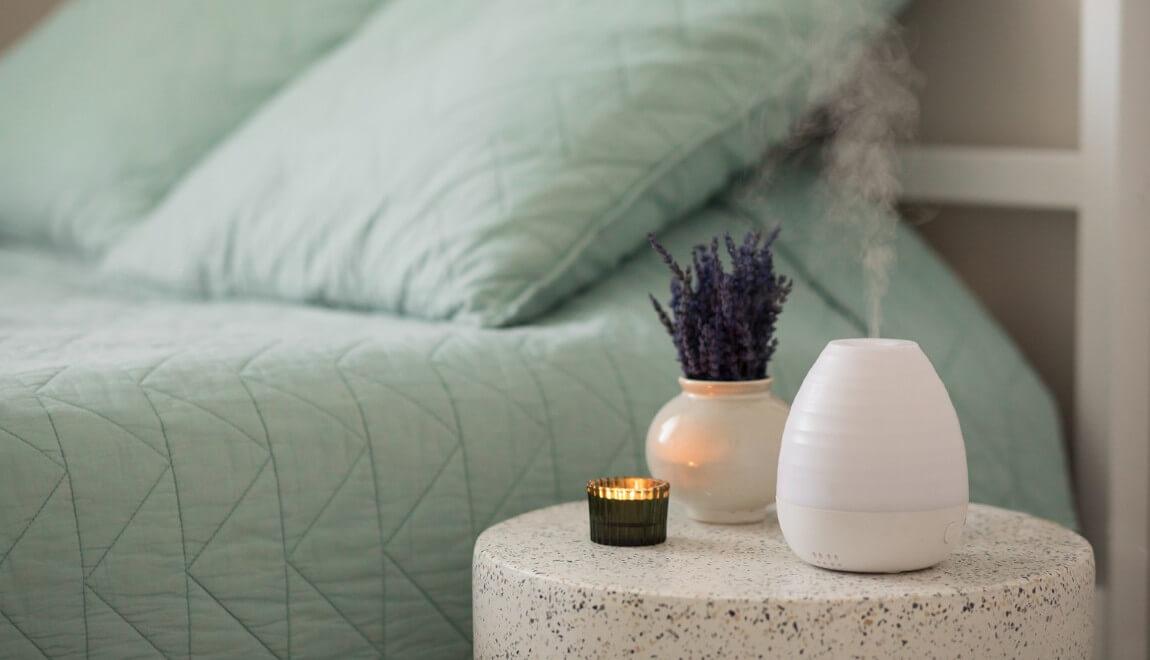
[900,1,1149,655]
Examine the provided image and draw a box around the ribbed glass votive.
[586,477,670,546]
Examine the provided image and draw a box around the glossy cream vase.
[646,378,788,523]
[777,339,969,572]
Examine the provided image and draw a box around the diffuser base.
[776,500,967,573]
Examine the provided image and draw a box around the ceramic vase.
[776,338,969,573]
[646,378,789,523]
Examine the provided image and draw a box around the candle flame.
[586,476,670,501]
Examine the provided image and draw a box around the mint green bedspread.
[0,165,1075,658]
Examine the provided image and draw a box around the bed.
[0,158,1076,658]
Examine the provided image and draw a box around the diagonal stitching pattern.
[332,360,388,651]
[235,377,292,658]
[187,574,282,659]
[187,459,273,570]
[37,395,170,464]
[143,385,269,452]
[515,339,563,503]
[0,425,64,468]
[0,606,51,659]
[37,395,90,657]
[381,553,469,644]
[286,562,382,655]
[140,389,193,659]
[288,446,369,557]
[85,466,171,579]
[84,586,171,659]
[0,475,65,570]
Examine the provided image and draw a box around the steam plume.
[821,28,920,337]
[743,6,920,338]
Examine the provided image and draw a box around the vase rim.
[678,377,773,396]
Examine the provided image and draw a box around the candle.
[586,477,669,546]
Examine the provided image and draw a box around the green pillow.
[105,0,900,326]
[0,0,381,253]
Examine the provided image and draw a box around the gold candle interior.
[586,476,669,501]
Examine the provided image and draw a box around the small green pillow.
[105,0,900,325]
[0,0,381,253]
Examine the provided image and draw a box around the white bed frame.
[900,1,1148,656]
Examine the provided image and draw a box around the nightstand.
[473,502,1093,658]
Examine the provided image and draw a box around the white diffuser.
[776,338,968,573]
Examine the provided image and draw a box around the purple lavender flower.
[648,230,792,381]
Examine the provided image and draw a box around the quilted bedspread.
[0,165,1076,658]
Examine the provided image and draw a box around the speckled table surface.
[473,502,1094,659]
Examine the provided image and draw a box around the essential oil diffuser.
[776,338,968,573]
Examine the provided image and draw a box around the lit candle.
[586,477,670,546]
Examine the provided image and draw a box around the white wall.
[905,0,1079,149]
[901,0,1081,459]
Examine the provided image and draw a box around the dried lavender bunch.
[649,230,792,381]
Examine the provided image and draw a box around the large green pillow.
[0,0,382,253]
[105,0,900,326]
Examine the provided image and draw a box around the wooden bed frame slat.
[899,145,1080,210]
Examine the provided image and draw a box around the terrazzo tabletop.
[473,502,1094,659]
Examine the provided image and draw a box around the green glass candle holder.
[586,477,670,547]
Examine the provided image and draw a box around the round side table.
[473,503,1093,659]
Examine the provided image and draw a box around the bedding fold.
[102,0,905,326]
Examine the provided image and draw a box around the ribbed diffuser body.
[776,338,968,572]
